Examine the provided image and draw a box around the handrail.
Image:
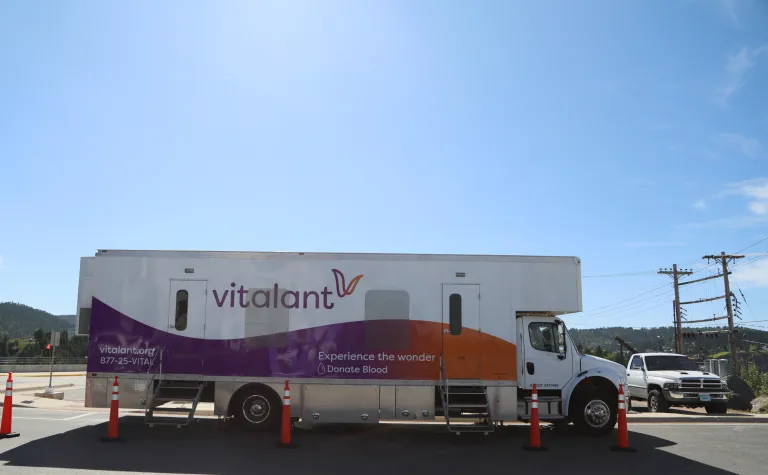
[438,353,449,423]
[142,348,164,407]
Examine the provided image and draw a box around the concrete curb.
[627,415,768,423]
[7,373,86,378]
[13,383,76,393]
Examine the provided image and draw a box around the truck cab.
[625,353,731,414]
[516,315,628,435]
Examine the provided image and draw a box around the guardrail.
[0,357,87,365]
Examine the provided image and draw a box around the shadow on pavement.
[0,417,738,475]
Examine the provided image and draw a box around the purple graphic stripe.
[87,298,412,379]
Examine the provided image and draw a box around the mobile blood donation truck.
[76,249,626,435]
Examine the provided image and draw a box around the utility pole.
[702,252,744,375]
[658,265,693,353]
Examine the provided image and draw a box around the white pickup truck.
[626,352,731,414]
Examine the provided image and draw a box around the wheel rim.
[649,395,658,412]
[242,395,271,424]
[583,399,611,428]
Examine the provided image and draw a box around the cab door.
[441,284,481,380]
[519,316,573,390]
[626,355,648,399]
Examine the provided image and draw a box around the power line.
[574,237,767,322]
[583,270,657,278]
[574,289,674,318]
[735,235,768,254]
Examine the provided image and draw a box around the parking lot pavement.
[1,409,767,475]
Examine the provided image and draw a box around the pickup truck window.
[644,355,700,371]
[528,322,561,354]
[629,355,643,370]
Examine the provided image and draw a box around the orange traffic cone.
[101,376,123,442]
[523,384,547,451]
[610,384,635,452]
[0,372,20,439]
[277,380,295,448]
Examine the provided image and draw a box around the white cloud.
[684,178,768,228]
[625,241,687,249]
[723,0,740,26]
[749,201,768,215]
[728,178,768,215]
[694,199,707,210]
[732,258,768,289]
[715,44,768,105]
[715,133,762,157]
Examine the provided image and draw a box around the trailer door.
[441,284,481,380]
[167,279,208,374]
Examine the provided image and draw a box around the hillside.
[57,314,76,326]
[569,325,768,357]
[0,302,73,338]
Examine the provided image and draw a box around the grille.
[680,378,722,390]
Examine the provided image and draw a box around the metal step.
[438,384,494,435]
[156,385,201,391]
[152,396,197,403]
[145,416,192,428]
[447,403,489,409]
[151,407,195,414]
[145,381,205,428]
[447,425,494,434]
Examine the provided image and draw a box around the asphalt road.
[0,408,767,475]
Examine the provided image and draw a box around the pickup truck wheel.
[705,402,728,414]
[572,393,617,436]
[647,390,669,413]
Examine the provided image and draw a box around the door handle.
[526,362,534,375]
[627,373,630,376]
[443,329,450,334]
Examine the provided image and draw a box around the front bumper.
[663,390,731,404]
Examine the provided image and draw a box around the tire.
[706,402,728,414]
[233,386,281,432]
[647,390,669,413]
[571,391,618,436]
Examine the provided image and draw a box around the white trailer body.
[76,250,626,434]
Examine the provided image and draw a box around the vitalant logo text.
[212,269,364,310]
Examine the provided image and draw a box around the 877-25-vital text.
[100,356,152,367]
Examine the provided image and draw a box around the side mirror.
[558,344,566,360]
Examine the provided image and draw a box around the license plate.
[699,394,711,402]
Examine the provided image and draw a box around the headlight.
[663,383,679,390]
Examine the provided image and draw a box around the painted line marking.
[16,412,98,421]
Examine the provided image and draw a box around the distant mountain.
[0,302,73,338]
[568,325,768,356]
[56,314,76,326]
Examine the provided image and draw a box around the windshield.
[644,355,700,371]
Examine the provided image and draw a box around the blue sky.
[1,0,767,333]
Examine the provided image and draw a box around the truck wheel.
[572,392,617,436]
[233,386,281,431]
[647,390,669,413]
[705,402,728,414]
